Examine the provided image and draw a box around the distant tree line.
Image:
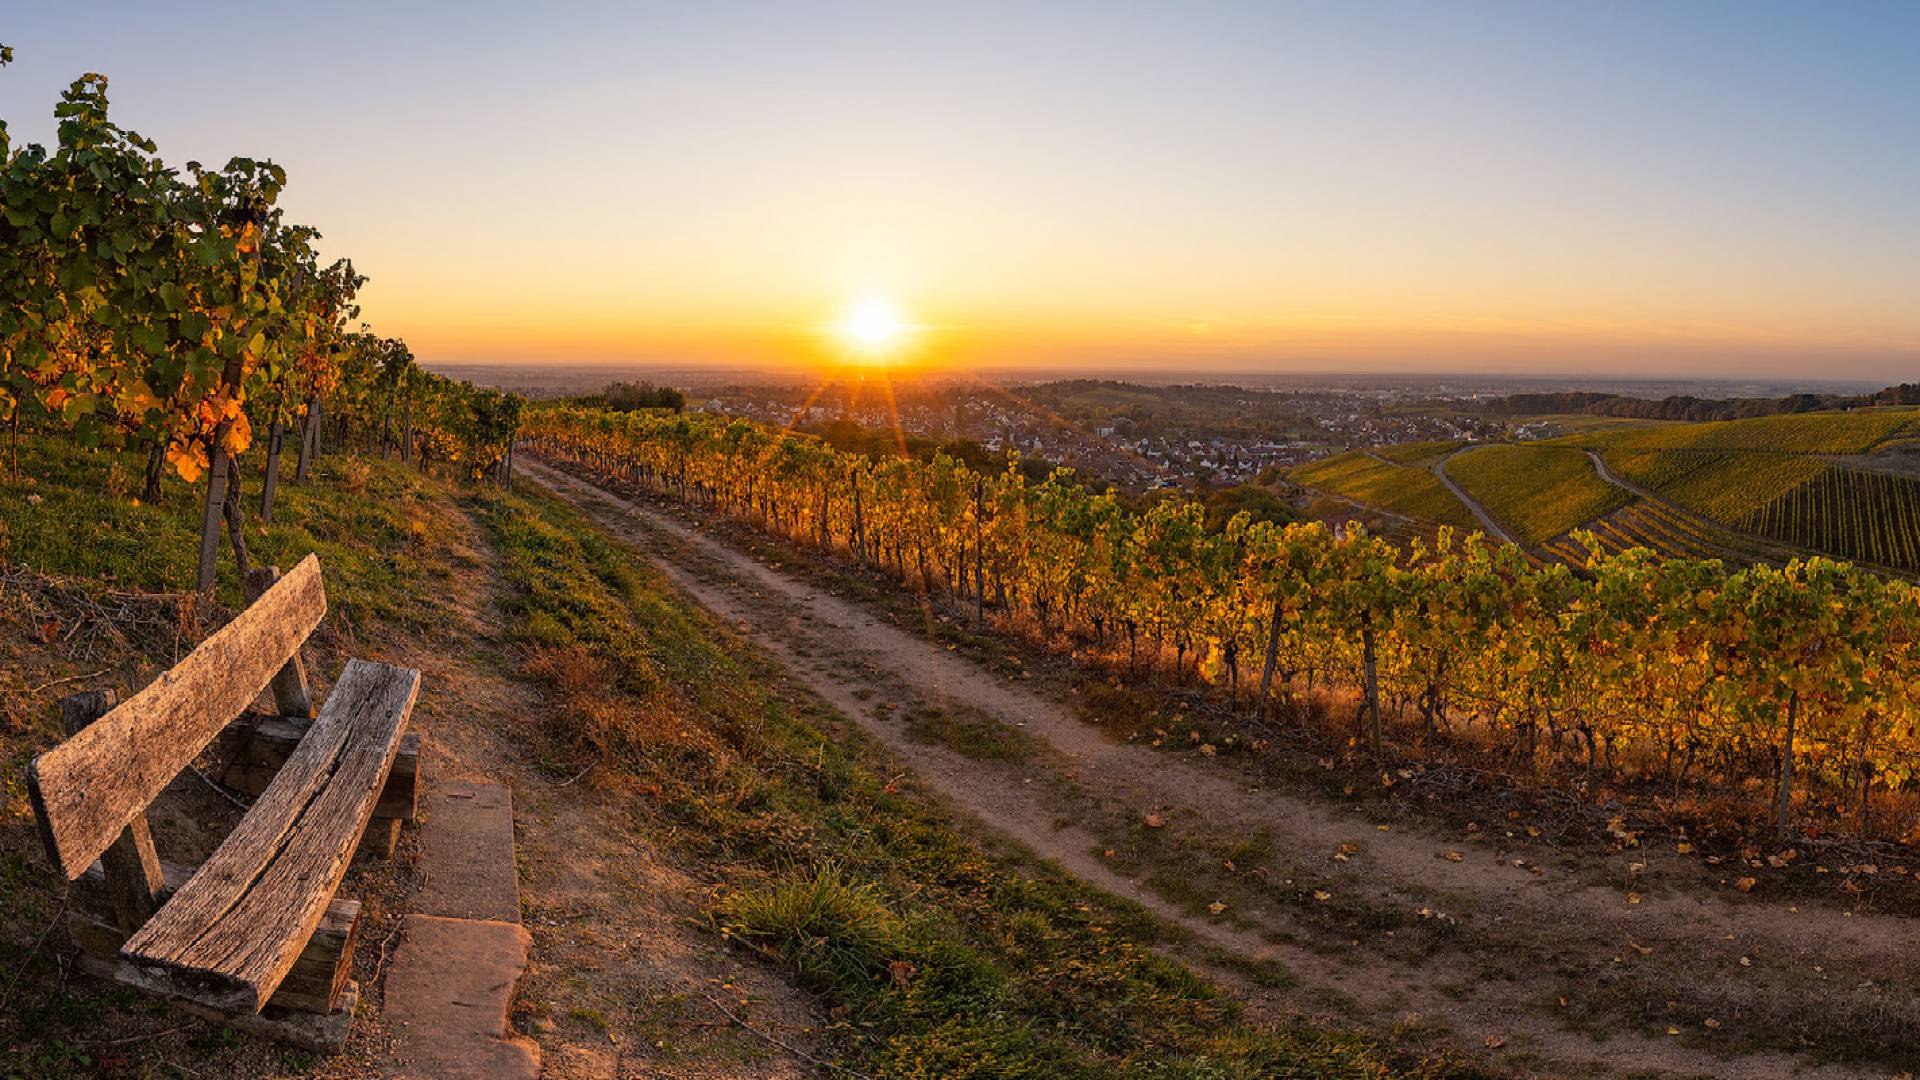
[1488,383,1920,422]
[598,381,685,412]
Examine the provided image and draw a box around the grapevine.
[526,404,1920,840]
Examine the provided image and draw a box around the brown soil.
[526,456,1920,1080]
[369,491,820,1079]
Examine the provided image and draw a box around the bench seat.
[119,658,418,1013]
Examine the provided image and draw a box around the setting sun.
[835,296,913,361]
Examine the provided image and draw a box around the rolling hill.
[1294,406,1920,573]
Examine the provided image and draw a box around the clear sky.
[3,1,1917,381]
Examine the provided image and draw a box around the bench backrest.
[28,554,327,880]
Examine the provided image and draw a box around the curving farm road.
[1432,446,1518,544]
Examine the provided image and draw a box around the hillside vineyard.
[527,406,1920,839]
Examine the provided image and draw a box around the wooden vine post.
[1256,598,1283,715]
[295,393,319,481]
[260,412,285,522]
[196,436,232,593]
[1777,690,1798,840]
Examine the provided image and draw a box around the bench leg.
[355,817,402,862]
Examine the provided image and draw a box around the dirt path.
[361,490,818,1080]
[1583,448,1662,504]
[1433,448,1518,544]
[524,458,1917,1079]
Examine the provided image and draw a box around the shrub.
[717,864,901,993]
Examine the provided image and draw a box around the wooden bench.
[26,555,421,1052]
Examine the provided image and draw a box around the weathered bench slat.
[122,658,418,1012]
[215,714,420,821]
[57,690,166,934]
[71,856,361,1014]
[28,554,327,880]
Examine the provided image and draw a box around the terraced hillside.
[1443,444,1632,545]
[1289,449,1478,531]
[1551,407,1920,572]
[1538,500,1787,569]
[1308,407,1920,573]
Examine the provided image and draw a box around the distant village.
[693,382,1499,492]
[444,364,1870,494]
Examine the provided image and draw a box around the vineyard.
[1443,444,1632,545]
[1289,450,1477,530]
[1564,410,1920,573]
[1539,501,1718,566]
[527,405,1920,842]
[0,70,520,594]
[1741,466,1920,572]
[1597,448,1828,523]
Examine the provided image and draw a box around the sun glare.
[835,296,912,361]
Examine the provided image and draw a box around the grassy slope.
[0,435,1471,1078]
[0,437,462,626]
[1,439,474,1077]
[1445,445,1630,545]
[1291,452,1478,532]
[478,482,1476,1078]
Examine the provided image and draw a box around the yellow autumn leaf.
[125,380,162,413]
[167,442,208,483]
[222,411,254,455]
